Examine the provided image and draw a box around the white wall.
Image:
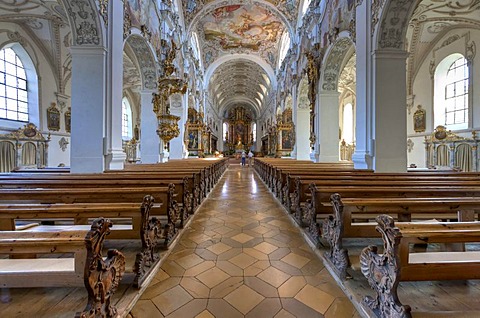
[408,28,480,167]
[0,22,72,168]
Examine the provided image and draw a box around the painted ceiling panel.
[197,4,286,69]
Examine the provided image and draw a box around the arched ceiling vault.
[184,1,301,121]
[209,59,270,120]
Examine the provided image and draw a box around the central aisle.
[130,165,358,318]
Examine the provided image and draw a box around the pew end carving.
[360,214,412,318]
[76,217,126,318]
[133,195,165,288]
[322,193,351,280]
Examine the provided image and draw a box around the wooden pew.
[360,215,480,318]
[321,194,480,279]
[0,196,169,288]
[0,186,182,243]
[298,182,480,231]
[279,171,480,208]
[0,172,199,216]
[0,229,87,287]
[0,176,195,221]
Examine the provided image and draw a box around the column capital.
[373,49,409,60]
[140,89,156,96]
[70,46,107,56]
[319,90,341,97]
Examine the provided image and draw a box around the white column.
[70,46,106,173]
[352,0,373,169]
[291,89,298,159]
[373,49,408,172]
[296,107,311,160]
[317,90,340,162]
[104,0,126,170]
[256,120,261,152]
[312,97,320,161]
[169,94,186,159]
[140,90,160,163]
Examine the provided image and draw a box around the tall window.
[122,97,132,140]
[278,31,291,69]
[444,57,468,126]
[434,54,469,130]
[223,122,228,141]
[252,123,257,142]
[342,103,354,143]
[301,0,312,16]
[0,48,28,122]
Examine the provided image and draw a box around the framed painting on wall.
[65,108,71,133]
[47,103,60,131]
[413,105,426,133]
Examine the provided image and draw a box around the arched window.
[0,48,28,122]
[278,31,291,69]
[122,97,133,140]
[252,123,257,142]
[301,0,312,16]
[434,54,469,130]
[223,122,228,141]
[342,103,354,143]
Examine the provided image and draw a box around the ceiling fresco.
[183,0,298,27]
[197,4,286,68]
[209,59,270,117]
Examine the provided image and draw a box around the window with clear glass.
[252,123,256,142]
[342,103,354,143]
[444,57,468,126]
[122,97,132,140]
[0,48,28,122]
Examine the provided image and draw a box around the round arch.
[59,0,104,47]
[374,0,420,50]
[204,54,276,90]
[320,34,355,92]
[220,97,260,119]
[124,33,158,91]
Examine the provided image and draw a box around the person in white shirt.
[248,150,254,167]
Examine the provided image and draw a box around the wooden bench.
[0,186,183,244]
[0,195,169,289]
[321,193,480,279]
[0,229,87,288]
[0,173,199,216]
[360,215,480,318]
[300,183,480,236]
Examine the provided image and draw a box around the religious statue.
[235,134,244,150]
[305,51,318,108]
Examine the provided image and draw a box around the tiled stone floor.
[130,165,359,318]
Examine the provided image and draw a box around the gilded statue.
[305,51,318,107]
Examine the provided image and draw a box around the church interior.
[0,0,480,317]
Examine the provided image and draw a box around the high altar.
[224,106,254,153]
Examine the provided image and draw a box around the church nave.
[130,165,358,318]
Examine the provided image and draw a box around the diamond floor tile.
[224,284,265,315]
[131,165,356,317]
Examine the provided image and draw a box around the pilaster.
[140,90,160,163]
[104,0,126,170]
[373,49,409,172]
[70,46,107,173]
[352,0,373,169]
[169,94,187,159]
[318,90,340,162]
